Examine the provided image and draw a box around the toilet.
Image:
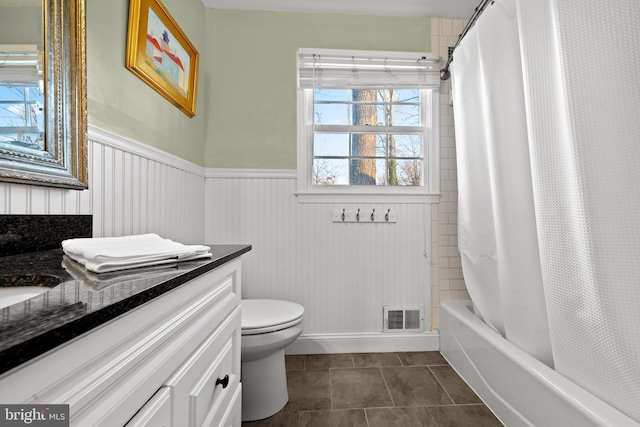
[240,299,304,422]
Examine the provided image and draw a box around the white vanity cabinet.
[0,258,243,427]
[125,387,172,426]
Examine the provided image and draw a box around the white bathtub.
[439,300,639,427]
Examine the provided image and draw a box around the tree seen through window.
[312,88,424,186]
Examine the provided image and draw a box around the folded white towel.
[62,255,181,290]
[62,234,212,273]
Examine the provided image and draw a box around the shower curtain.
[451,0,640,422]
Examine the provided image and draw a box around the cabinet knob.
[216,375,230,389]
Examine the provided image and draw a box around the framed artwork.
[126,0,199,117]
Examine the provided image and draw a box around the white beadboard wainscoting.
[205,170,439,354]
[0,125,206,244]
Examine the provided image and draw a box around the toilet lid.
[241,299,304,335]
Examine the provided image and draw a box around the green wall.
[204,10,431,169]
[85,4,431,168]
[86,0,207,165]
[0,6,43,48]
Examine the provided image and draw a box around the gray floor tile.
[382,366,453,406]
[428,404,504,427]
[299,409,368,427]
[306,353,354,370]
[241,410,299,426]
[430,365,482,404]
[331,367,394,409]
[352,352,403,368]
[366,406,438,427]
[244,352,503,427]
[397,351,448,366]
[285,355,305,371]
[283,370,331,412]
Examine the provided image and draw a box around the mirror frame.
[0,0,87,189]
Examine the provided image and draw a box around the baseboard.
[284,332,439,355]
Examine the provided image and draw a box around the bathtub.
[439,300,639,427]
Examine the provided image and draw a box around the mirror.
[0,0,87,189]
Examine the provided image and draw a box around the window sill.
[294,192,441,204]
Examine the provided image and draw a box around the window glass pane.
[376,104,390,126]
[375,159,387,185]
[375,134,386,157]
[391,159,422,186]
[351,105,378,126]
[391,134,422,158]
[314,88,348,102]
[349,158,378,185]
[392,103,420,126]
[312,158,348,185]
[351,89,378,127]
[0,85,44,150]
[314,102,349,125]
[314,89,350,125]
[0,101,26,127]
[308,86,427,188]
[28,87,45,143]
[350,133,379,157]
[394,89,420,103]
[0,86,20,102]
[314,133,349,156]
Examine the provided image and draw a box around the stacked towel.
[61,234,212,273]
[62,255,182,290]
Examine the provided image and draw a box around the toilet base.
[241,349,288,421]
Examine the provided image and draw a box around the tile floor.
[242,351,504,427]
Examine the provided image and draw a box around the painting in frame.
[126,0,199,117]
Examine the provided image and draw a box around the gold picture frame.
[126,0,199,117]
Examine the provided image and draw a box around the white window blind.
[297,48,440,89]
[0,45,42,86]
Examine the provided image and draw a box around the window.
[312,88,425,187]
[0,85,44,150]
[0,47,44,151]
[297,49,440,202]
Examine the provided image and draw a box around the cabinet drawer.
[212,384,241,427]
[166,307,241,427]
[192,343,238,427]
[125,387,171,427]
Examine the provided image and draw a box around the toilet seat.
[241,299,304,335]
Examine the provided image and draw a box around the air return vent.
[383,305,424,332]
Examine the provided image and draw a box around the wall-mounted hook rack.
[332,208,397,223]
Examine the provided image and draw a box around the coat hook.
[385,209,391,222]
[341,208,345,221]
[356,208,360,221]
[370,208,375,221]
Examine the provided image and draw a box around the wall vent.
[383,305,424,332]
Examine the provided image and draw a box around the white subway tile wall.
[430,18,471,330]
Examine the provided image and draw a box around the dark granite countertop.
[0,244,251,376]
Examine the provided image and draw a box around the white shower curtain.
[451,0,640,421]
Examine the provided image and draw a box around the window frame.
[296,81,440,204]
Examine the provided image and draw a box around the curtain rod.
[440,0,494,80]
